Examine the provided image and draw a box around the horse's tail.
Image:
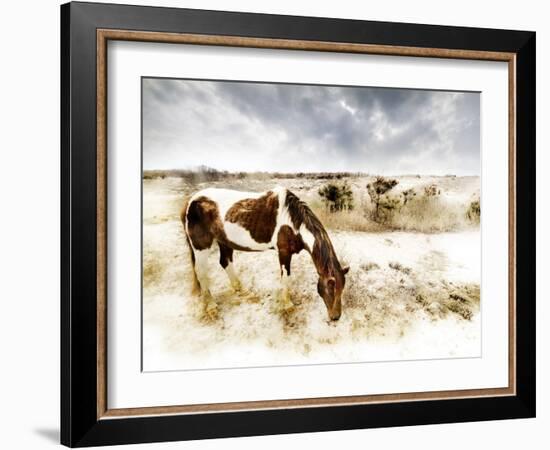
[181,197,200,295]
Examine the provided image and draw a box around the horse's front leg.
[278,252,295,312]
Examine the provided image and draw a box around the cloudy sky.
[142,78,480,175]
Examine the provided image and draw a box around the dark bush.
[466,200,480,222]
[318,182,354,212]
[366,176,399,222]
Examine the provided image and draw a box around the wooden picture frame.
[61,1,535,447]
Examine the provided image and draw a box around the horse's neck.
[283,189,339,275]
[302,222,339,276]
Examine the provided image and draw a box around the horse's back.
[189,188,263,216]
[185,187,286,251]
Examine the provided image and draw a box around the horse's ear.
[342,266,350,275]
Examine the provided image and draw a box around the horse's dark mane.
[284,189,341,274]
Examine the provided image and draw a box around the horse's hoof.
[241,289,259,301]
[204,301,219,320]
[276,290,295,312]
[232,285,259,303]
[231,281,243,292]
[245,293,260,304]
[280,300,295,314]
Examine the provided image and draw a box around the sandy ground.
[142,175,481,371]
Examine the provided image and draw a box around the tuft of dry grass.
[388,195,466,232]
[389,261,412,275]
[415,283,480,321]
[143,252,165,286]
[312,205,386,232]
[360,262,380,272]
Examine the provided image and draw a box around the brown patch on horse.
[277,225,305,275]
[225,191,279,244]
[185,196,226,250]
[185,195,255,252]
[218,242,233,269]
[181,197,200,293]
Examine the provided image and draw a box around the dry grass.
[389,195,466,232]
[416,284,480,321]
[312,204,386,232]
[313,188,475,234]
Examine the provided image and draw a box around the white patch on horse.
[224,261,241,291]
[276,187,293,229]
[223,221,273,250]
[299,225,315,251]
[193,249,212,298]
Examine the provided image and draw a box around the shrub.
[367,176,399,222]
[423,184,440,196]
[466,200,481,222]
[318,182,354,212]
[402,188,417,205]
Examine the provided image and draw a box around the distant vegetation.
[144,167,480,233]
[143,166,367,182]
[316,175,480,233]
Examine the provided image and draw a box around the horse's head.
[317,265,349,321]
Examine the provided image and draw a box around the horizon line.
[142,168,480,177]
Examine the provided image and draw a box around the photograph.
[141,77,482,372]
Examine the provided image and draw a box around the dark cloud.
[142,78,480,175]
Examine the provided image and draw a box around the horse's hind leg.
[218,243,242,292]
[185,197,221,319]
[193,249,218,319]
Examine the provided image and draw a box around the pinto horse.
[181,186,349,321]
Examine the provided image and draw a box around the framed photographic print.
[60,1,536,447]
